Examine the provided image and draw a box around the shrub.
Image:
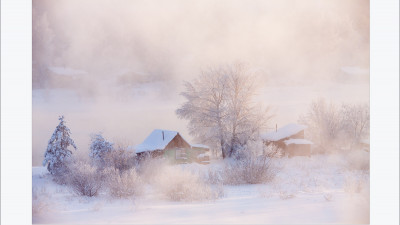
[67,160,103,197]
[222,156,275,185]
[154,166,217,202]
[103,148,136,172]
[51,156,74,185]
[136,157,169,184]
[205,167,224,185]
[222,142,278,185]
[103,167,143,198]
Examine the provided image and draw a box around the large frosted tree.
[43,116,77,175]
[176,63,272,158]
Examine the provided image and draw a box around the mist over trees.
[32,0,370,167]
[176,63,272,158]
[299,99,370,152]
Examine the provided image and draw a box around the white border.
[1,0,32,224]
[370,0,399,224]
[1,0,399,224]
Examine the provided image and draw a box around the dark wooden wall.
[165,134,191,149]
[286,144,311,157]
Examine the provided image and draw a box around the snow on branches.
[43,116,77,175]
[89,133,113,167]
[176,63,272,158]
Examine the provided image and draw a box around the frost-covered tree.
[89,133,113,167]
[300,99,348,152]
[341,103,370,146]
[43,116,77,175]
[176,63,272,158]
[299,99,344,152]
[300,99,370,152]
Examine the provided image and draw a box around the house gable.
[164,133,191,150]
[135,129,179,153]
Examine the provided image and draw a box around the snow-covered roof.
[284,139,313,145]
[191,144,209,149]
[135,129,182,153]
[261,123,307,141]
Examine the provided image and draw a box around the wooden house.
[261,123,313,157]
[134,129,210,164]
[191,144,211,164]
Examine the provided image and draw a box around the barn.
[134,129,210,164]
[261,123,313,157]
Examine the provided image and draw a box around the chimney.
[162,131,164,140]
[276,124,277,132]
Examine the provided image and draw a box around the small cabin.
[261,123,313,157]
[134,129,210,164]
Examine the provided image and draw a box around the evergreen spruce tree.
[89,133,113,167]
[43,116,77,175]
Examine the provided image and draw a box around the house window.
[175,148,186,159]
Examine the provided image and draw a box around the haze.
[33,0,369,166]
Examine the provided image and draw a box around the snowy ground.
[33,153,369,224]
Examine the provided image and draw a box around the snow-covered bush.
[137,158,221,201]
[154,166,217,202]
[102,167,143,198]
[222,141,278,184]
[89,133,113,167]
[103,147,136,172]
[137,157,169,184]
[67,160,103,197]
[206,167,224,185]
[43,116,77,175]
[222,156,275,185]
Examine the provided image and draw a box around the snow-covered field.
[33,153,369,224]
